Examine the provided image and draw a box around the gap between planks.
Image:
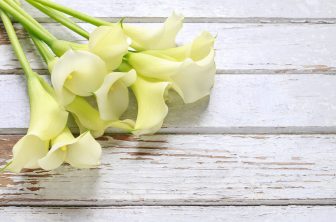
[4,128,336,135]
[1,206,336,222]
[2,199,336,207]
[2,69,336,75]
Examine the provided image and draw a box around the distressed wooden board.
[0,74,335,134]
[1,134,336,206]
[20,0,336,23]
[1,23,336,74]
[1,206,336,222]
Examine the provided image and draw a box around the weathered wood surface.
[1,206,336,222]
[1,134,336,206]
[0,74,335,134]
[21,0,336,23]
[1,0,336,219]
[1,23,336,74]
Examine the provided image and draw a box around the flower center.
[67,74,73,81]
[60,146,68,151]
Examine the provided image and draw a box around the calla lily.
[51,50,108,105]
[66,96,134,138]
[8,135,49,173]
[95,69,136,121]
[127,31,216,103]
[8,73,68,172]
[131,76,171,135]
[38,127,102,170]
[89,24,129,71]
[123,12,184,50]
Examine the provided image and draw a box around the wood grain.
[1,206,336,221]
[0,74,334,134]
[21,0,336,23]
[1,134,336,206]
[1,0,336,216]
[1,23,336,74]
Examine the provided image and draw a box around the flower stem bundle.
[0,0,216,172]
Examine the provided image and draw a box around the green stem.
[26,0,90,39]
[4,0,54,40]
[0,1,56,45]
[31,0,110,26]
[31,35,56,65]
[0,1,84,56]
[0,9,34,76]
[0,160,12,173]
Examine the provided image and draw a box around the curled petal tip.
[123,11,184,50]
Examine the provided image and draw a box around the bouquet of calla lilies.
[0,0,216,173]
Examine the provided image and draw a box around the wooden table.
[1,0,336,221]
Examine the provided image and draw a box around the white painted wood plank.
[20,0,336,22]
[1,206,336,222]
[1,134,336,205]
[0,74,334,133]
[2,23,336,74]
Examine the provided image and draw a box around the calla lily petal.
[66,96,106,137]
[38,145,67,171]
[153,31,215,61]
[127,52,181,79]
[128,32,216,103]
[170,50,216,103]
[66,131,102,168]
[27,74,69,140]
[128,31,215,77]
[51,50,107,105]
[8,134,48,173]
[89,24,129,71]
[131,76,170,135]
[123,12,184,50]
[38,127,74,170]
[7,72,68,173]
[67,96,135,137]
[39,128,102,170]
[95,70,136,120]
[108,119,135,132]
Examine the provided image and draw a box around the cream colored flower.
[95,69,136,121]
[51,50,108,105]
[38,128,102,170]
[8,73,68,173]
[89,24,129,71]
[127,31,216,103]
[131,76,170,135]
[123,12,184,50]
[8,135,49,173]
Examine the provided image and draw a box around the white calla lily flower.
[38,127,102,170]
[95,69,136,120]
[131,76,171,135]
[66,96,134,138]
[128,31,216,103]
[89,24,129,71]
[8,73,68,173]
[51,50,108,105]
[123,12,184,50]
[8,135,49,173]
